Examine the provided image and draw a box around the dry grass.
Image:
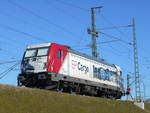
[145,103,150,112]
[0,84,147,113]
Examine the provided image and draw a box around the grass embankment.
[145,103,150,112]
[0,84,147,113]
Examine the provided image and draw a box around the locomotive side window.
[25,49,37,58]
[37,47,49,56]
[58,49,62,58]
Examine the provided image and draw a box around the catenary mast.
[88,6,103,58]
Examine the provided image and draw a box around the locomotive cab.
[18,43,68,88]
[18,43,51,87]
[21,45,50,74]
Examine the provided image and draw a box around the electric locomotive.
[18,43,125,99]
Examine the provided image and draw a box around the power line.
[100,45,121,56]
[0,62,20,79]
[0,24,48,42]
[100,32,132,56]
[7,0,85,45]
[0,34,23,48]
[0,36,23,52]
[0,11,55,36]
[139,46,150,58]
[78,44,124,56]
[97,25,133,30]
[51,0,89,12]
[45,0,89,35]
[46,0,87,25]
[0,11,88,46]
[100,14,132,41]
[85,39,120,48]
[45,1,89,43]
[46,0,92,45]
[77,40,131,57]
[0,60,20,65]
[97,40,120,44]
[75,40,120,50]
[0,45,21,58]
[100,31,132,45]
[0,11,58,43]
[108,45,132,60]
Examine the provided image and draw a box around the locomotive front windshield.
[25,47,49,58]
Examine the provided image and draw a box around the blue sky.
[0,0,149,100]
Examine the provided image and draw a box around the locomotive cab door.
[47,43,68,75]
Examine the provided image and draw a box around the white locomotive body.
[18,43,124,99]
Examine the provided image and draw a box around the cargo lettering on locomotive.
[78,62,89,74]
[71,60,89,74]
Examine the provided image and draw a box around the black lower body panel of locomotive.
[18,72,124,99]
